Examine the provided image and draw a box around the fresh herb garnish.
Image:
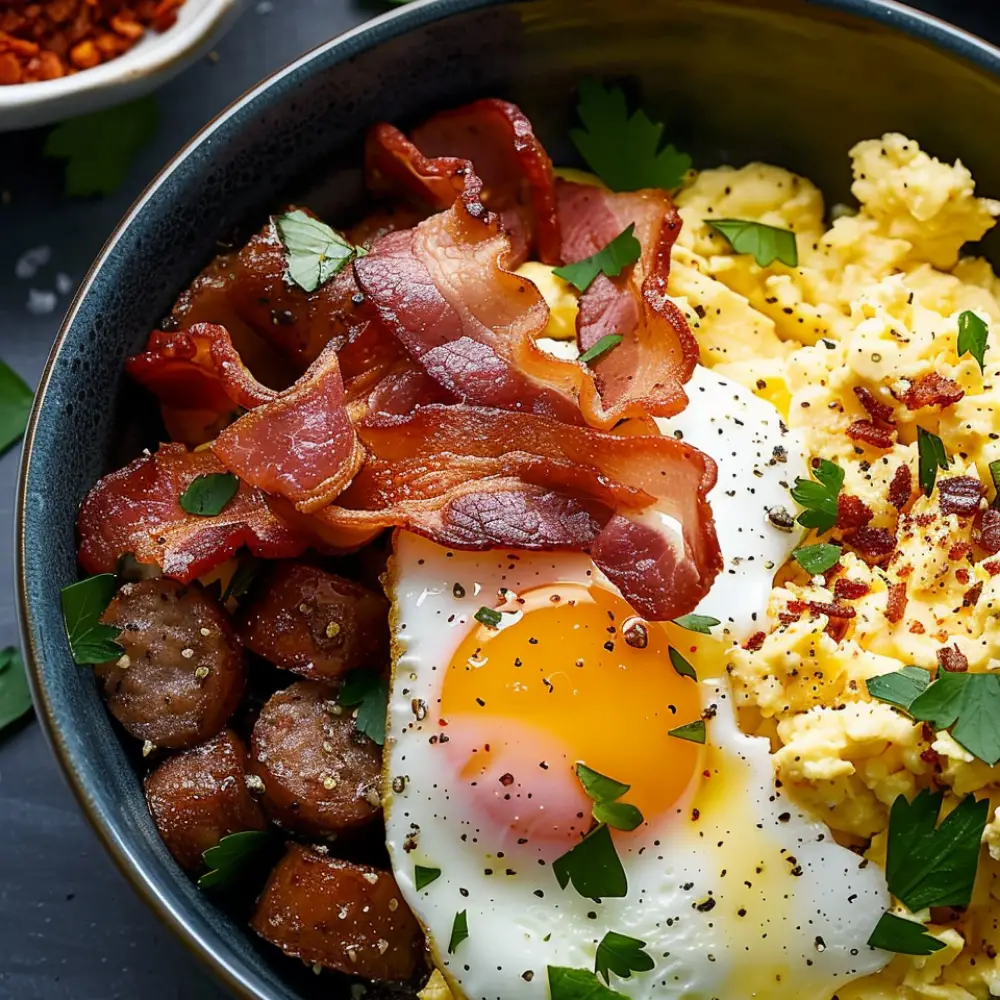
[579,334,623,366]
[553,224,642,292]
[867,911,945,956]
[548,966,627,1000]
[571,78,691,192]
[0,360,32,456]
[338,669,388,747]
[884,789,988,909]
[792,542,841,575]
[575,763,644,832]
[198,830,275,890]
[179,473,239,517]
[668,720,706,744]
[414,865,441,890]
[44,96,159,197]
[672,614,720,634]
[790,459,844,532]
[909,672,1000,766]
[990,460,1000,510]
[474,606,503,628]
[448,910,469,954]
[552,823,628,899]
[274,210,366,294]
[708,219,798,268]
[0,646,32,736]
[60,574,123,665]
[957,310,989,372]
[865,666,931,713]
[594,931,654,984]
[917,426,949,497]
[668,646,697,680]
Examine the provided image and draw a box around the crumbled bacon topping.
[836,494,874,530]
[937,476,985,517]
[885,581,907,624]
[834,578,870,601]
[976,507,1000,555]
[843,525,896,562]
[846,420,895,450]
[888,464,912,510]
[895,373,964,410]
[936,644,969,673]
[853,385,895,425]
[963,582,984,608]
[807,600,856,619]
[743,631,766,652]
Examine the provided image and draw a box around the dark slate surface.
[0,1,995,997]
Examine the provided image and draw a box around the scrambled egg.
[527,135,1000,999]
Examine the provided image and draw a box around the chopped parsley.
[667,720,706,744]
[579,334,623,366]
[865,666,931,713]
[909,672,1000,767]
[672,614,720,634]
[668,647,697,681]
[60,574,123,665]
[552,824,628,899]
[414,865,441,890]
[790,459,844,532]
[0,360,32,456]
[957,310,988,372]
[179,473,239,517]
[917,426,949,497]
[548,966,627,1000]
[792,542,841,575]
[990,460,1000,509]
[867,911,945,956]
[553,224,642,292]
[338,669,388,747]
[198,830,276,890]
[474,606,503,628]
[0,646,32,736]
[594,930,654,983]
[448,910,469,954]
[575,763,644,832]
[708,219,798,268]
[570,78,691,192]
[274,210,366,294]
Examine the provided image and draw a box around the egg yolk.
[439,582,703,857]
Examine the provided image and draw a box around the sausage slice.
[96,579,245,749]
[250,680,382,836]
[238,563,388,681]
[252,844,424,981]
[145,729,266,872]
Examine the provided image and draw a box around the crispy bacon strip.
[557,180,698,423]
[366,99,560,266]
[77,444,310,580]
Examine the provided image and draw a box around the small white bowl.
[0,0,250,133]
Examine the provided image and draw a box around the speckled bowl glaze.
[17,1,1000,997]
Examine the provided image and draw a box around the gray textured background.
[0,1,993,997]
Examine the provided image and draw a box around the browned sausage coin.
[252,844,424,981]
[250,680,382,836]
[96,579,246,749]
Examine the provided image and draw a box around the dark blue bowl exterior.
[17,1,1000,998]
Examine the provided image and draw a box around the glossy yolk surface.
[439,582,703,856]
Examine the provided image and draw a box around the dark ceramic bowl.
[17,1,1000,997]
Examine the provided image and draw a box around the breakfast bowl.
[0,0,250,132]
[18,1,1000,999]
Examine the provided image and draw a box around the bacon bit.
[976,508,1000,555]
[853,385,895,425]
[836,494,874,530]
[743,631,767,652]
[825,617,850,643]
[909,620,926,634]
[888,465,912,510]
[937,476,985,517]
[807,600,856,619]
[843,525,896,563]
[895,373,965,410]
[963,582,984,608]
[955,568,970,585]
[920,748,942,767]
[846,420,895,450]
[936,644,969,673]
[948,542,972,562]
[778,599,808,625]
[921,722,936,743]
[885,581,907,624]
[984,559,1000,577]
[834,578,870,601]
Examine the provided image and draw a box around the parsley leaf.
[593,801,644,831]
[958,310,988,372]
[668,720,706,744]
[474,606,502,628]
[575,763,644,832]
[553,224,642,292]
[180,473,239,517]
[668,647,697,680]
[708,219,798,268]
[867,911,945,956]
[274,210,365,294]
[594,931,654,984]
[909,672,1000,766]
[865,666,932,713]
[0,360,32,456]
[44,96,159,197]
[672,614,720,634]
[990,460,1000,510]
[0,646,32,736]
[552,824,628,899]
[60,574,123,665]
[917,426,949,497]
[198,830,276,890]
[792,543,841,575]
[548,966,627,1000]
[448,910,469,954]
[571,78,691,192]
[414,865,441,890]
[884,789,988,910]
[579,334,623,366]
[790,459,844,532]
[338,669,388,747]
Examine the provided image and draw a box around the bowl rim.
[16,1,1000,998]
